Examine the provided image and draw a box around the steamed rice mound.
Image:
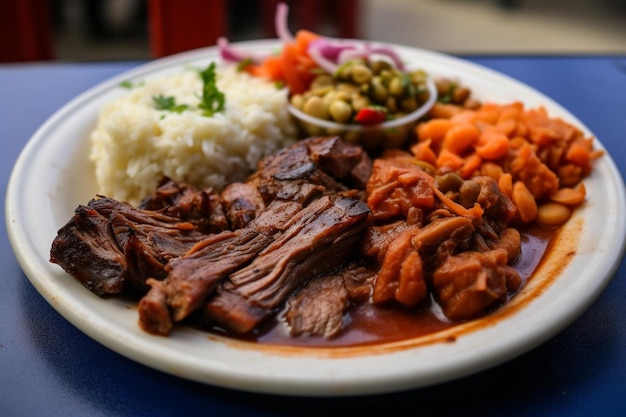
[90,64,297,205]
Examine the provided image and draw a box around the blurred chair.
[148,0,361,58]
[0,0,55,62]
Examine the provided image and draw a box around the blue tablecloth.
[2,56,625,417]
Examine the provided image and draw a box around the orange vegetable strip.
[396,251,427,306]
[436,148,465,171]
[512,181,538,223]
[476,130,510,160]
[566,141,592,167]
[442,123,481,154]
[416,119,455,145]
[460,152,482,179]
[550,183,587,206]
[410,139,438,167]
[246,55,283,80]
[498,173,514,199]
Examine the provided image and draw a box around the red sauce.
[205,226,554,348]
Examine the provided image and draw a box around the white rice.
[90,64,297,205]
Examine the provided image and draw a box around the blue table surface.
[2,55,625,417]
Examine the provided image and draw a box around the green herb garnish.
[152,94,189,113]
[236,57,254,72]
[198,62,225,116]
[120,80,144,89]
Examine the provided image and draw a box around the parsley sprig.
[149,62,226,117]
[152,94,189,113]
[198,62,225,116]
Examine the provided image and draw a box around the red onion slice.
[338,44,406,71]
[275,2,294,44]
[217,37,267,65]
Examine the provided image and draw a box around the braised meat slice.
[248,136,372,204]
[138,200,303,335]
[285,263,377,338]
[50,204,127,296]
[220,182,265,229]
[50,197,203,296]
[285,272,349,338]
[202,195,371,334]
[138,177,228,234]
[307,135,372,187]
[138,229,273,335]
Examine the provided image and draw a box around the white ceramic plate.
[6,40,626,397]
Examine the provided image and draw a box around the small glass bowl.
[287,76,438,154]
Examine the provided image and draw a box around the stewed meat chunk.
[431,249,521,320]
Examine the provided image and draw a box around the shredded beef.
[202,195,370,334]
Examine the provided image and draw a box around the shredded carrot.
[244,29,321,94]
[410,139,438,167]
[429,180,484,219]
[246,55,283,80]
